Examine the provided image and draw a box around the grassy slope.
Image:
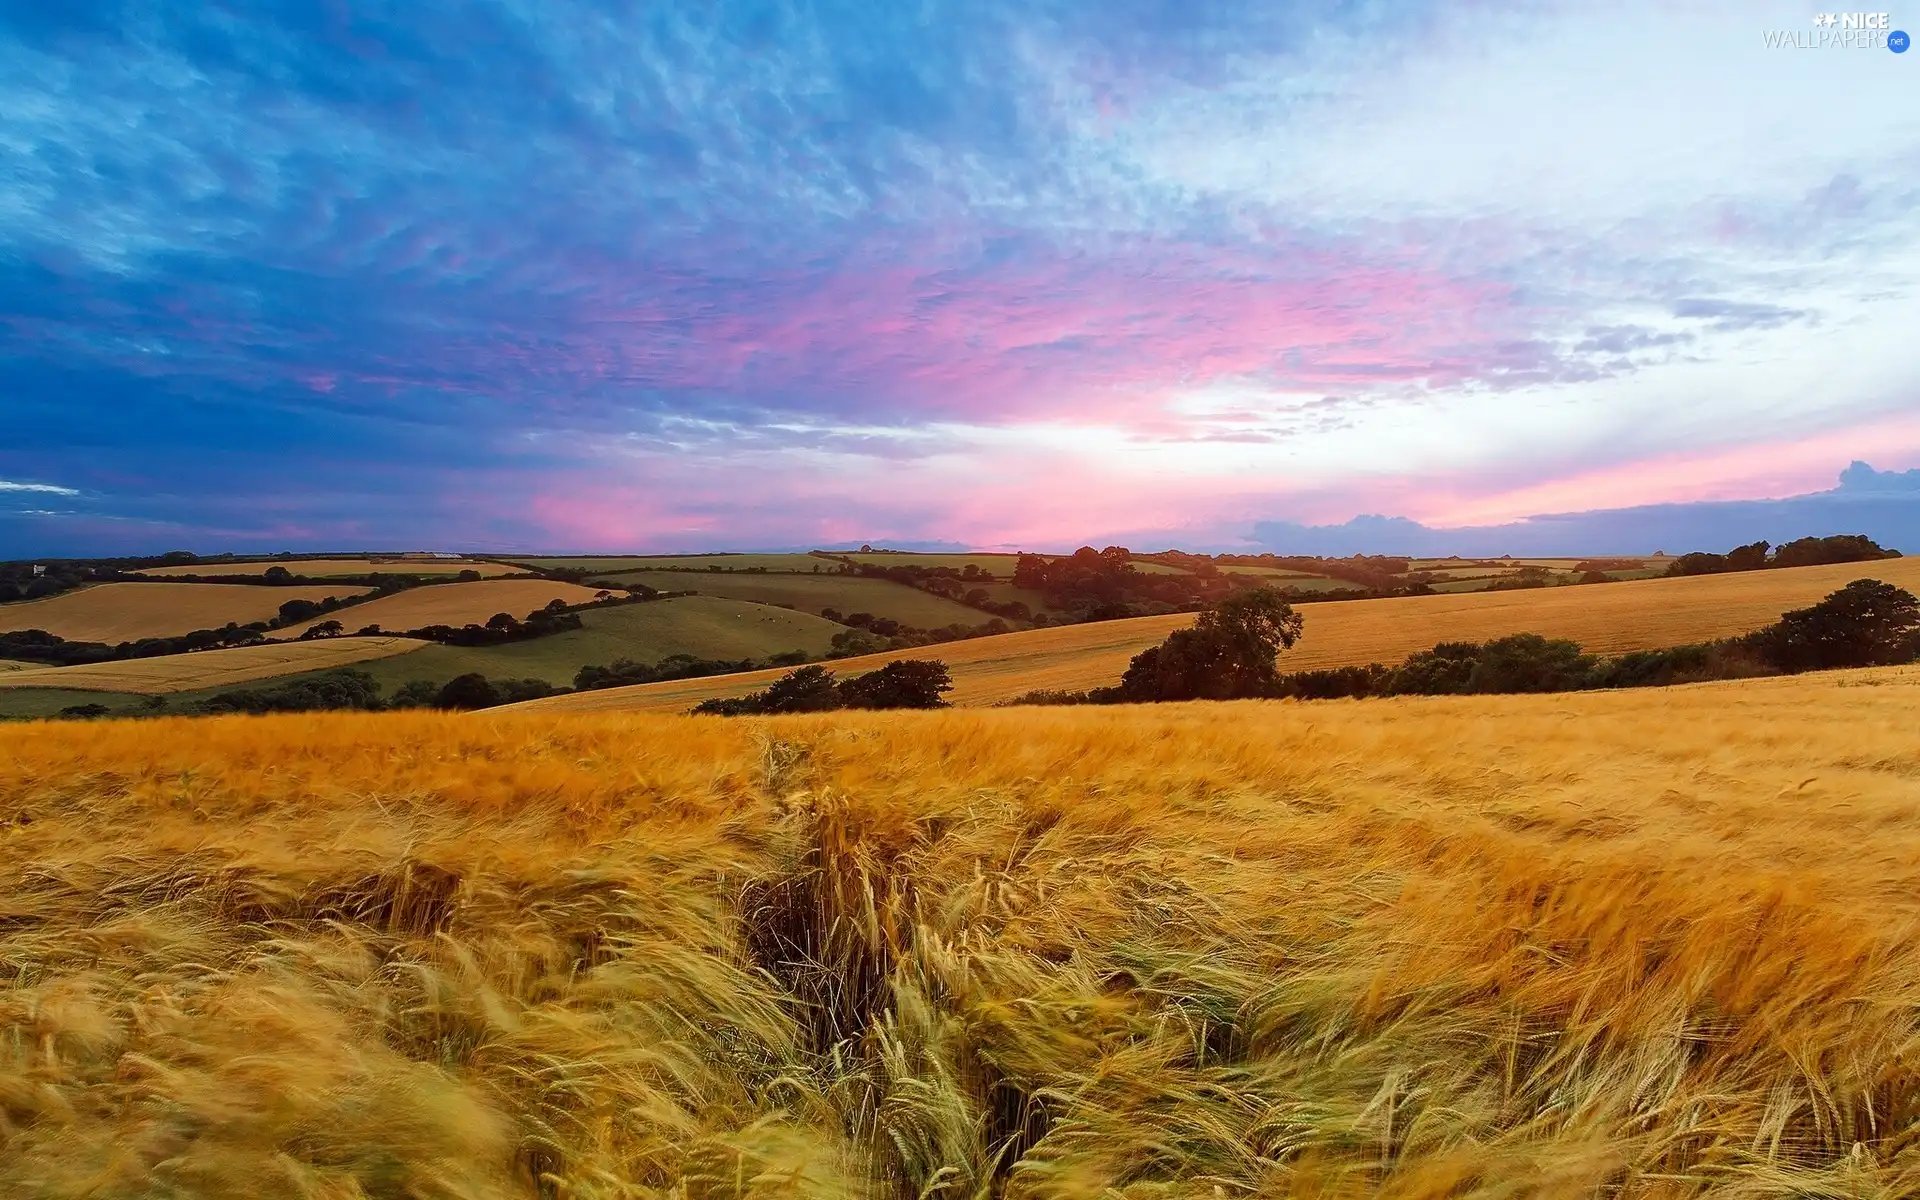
[0,582,371,642]
[4,667,1920,1194]
[268,579,609,639]
[0,688,168,719]
[0,597,847,715]
[210,595,846,696]
[518,555,1920,713]
[1221,571,1355,591]
[507,553,836,572]
[0,637,426,705]
[836,552,1024,573]
[589,570,994,628]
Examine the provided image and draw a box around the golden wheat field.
[268,579,613,639]
[0,581,374,644]
[3,666,1919,1197]
[520,556,1920,712]
[132,557,520,578]
[0,635,426,695]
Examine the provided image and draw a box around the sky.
[3,0,1919,556]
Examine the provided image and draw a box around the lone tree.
[1115,586,1304,701]
[1748,578,1920,672]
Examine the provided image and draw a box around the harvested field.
[519,555,1920,712]
[5,667,1920,1194]
[131,557,519,578]
[510,553,840,573]
[586,570,993,628]
[268,579,610,639]
[0,636,423,695]
[0,582,370,643]
[836,552,1026,574]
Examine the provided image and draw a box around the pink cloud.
[1419,414,1920,527]
[561,234,1531,431]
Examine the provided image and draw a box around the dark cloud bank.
[1249,463,1920,557]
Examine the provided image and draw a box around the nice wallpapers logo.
[1763,12,1910,50]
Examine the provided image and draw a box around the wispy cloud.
[0,480,79,495]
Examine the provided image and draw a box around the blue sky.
[3,0,1918,555]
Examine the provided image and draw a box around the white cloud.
[0,480,80,495]
[1126,0,1920,225]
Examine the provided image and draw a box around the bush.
[436,673,502,710]
[755,665,846,713]
[694,665,843,715]
[199,670,385,715]
[574,653,764,691]
[1383,642,1482,696]
[1464,634,1596,693]
[1589,641,1772,689]
[1745,578,1920,672]
[837,659,953,709]
[389,679,443,709]
[1279,664,1391,700]
[1003,689,1098,706]
[693,660,954,716]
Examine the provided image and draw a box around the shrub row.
[692,660,953,715]
[1013,578,1920,706]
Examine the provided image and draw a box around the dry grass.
[520,556,1920,713]
[5,667,1920,1196]
[0,658,34,672]
[269,580,613,639]
[0,636,426,695]
[132,557,520,578]
[0,582,373,643]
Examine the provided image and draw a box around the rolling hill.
[0,597,849,717]
[514,555,1920,712]
[0,636,425,701]
[0,582,371,643]
[5,665,1919,1193]
[219,595,846,696]
[267,579,610,639]
[586,569,995,628]
[508,553,838,573]
[132,557,519,578]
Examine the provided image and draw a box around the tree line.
[691,659,953,715]
[1664,535,1898,577]
[0,588,665,671]
[1015,578,1920,706]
